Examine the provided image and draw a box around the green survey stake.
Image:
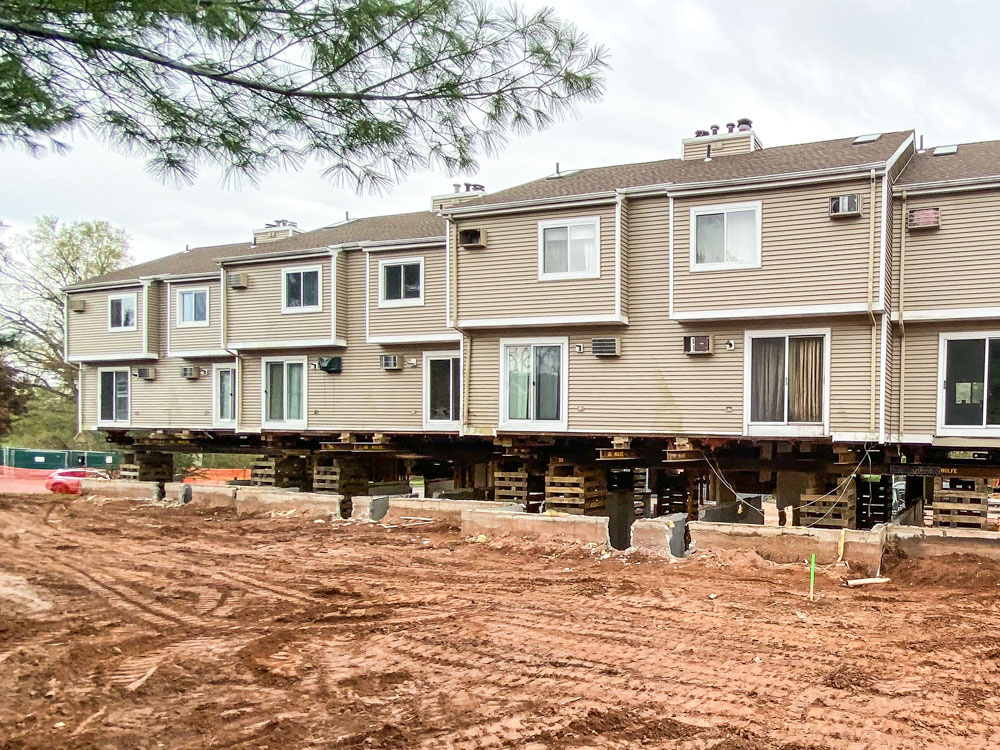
[809,554,816,601]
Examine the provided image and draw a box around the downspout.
[868,168,877,435]
[898,191,907,440]
[220,266,241,431]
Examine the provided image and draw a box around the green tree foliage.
[0,333,30,439]
[0,216,132,397]
[0,1,607,189]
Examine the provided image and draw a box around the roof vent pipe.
[710,124,719,135]
[918,135,925,153]
[704,144,712,162]
[726,122,735,133]
[737,117,752,132]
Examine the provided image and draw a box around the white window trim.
[499,336,569,432]
[281,264,323,314]
[422,351,461,432]
[107,292,138,332]
[377,256,425,308]
[936,331,1000,438]
[96,367,131,427]
[176,286,210,328]
[261,356,308,430]
[690,200,762,272]
[742,327,831,438]
[212,363,237,429]
[537,216,602,281]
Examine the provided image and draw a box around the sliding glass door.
[941,336,1000,431]
[501,339,567,431]
[748,331,826,435]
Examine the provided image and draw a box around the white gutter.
[893,178,1000,196]
[62,279,145,293]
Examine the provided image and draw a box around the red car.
[45,468,111,494]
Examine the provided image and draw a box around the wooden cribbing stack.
[250,458,276,486]
[797,479,857,529]
[932,476,989,529]
[544,461,607,515]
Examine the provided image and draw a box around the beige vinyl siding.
[337,254,349,341]
[66,286,146,359]
[682,133,756,160]
[237,252,457,434]
[898,190,1000,312]
[167,280,222,353]
[79,365,96,430]
[464,198,878,436]
[146,283,161,355]
[367,247,450,338]
[673,179,881,313]
[883,178,894,313]
[226,257,333,344]
[888,328,902,438]
[455,204,617,321]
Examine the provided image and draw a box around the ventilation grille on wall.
[227,272,249,289]
[907,207,940,230]
[68,298,86,313]
[591,337,621,357]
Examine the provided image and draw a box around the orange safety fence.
[182,468,251,485]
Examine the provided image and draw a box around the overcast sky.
[4,0,999,262]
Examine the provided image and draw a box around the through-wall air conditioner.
[457,227,487,249]
[181,366,200,380]
[227,271,249,289]
[591,337,621,357]
[907,207,940,230]
[829,194,861,218]
[683,335,713,355]
[134,366,156,380]
[380,354,401,370]
[317,356,342,374]
[67,298,86,313]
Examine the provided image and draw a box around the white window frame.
[107,292,138,332]
[261,356,308,429]
[176,286,210,328]
[743,327,831,438]
[423,351,461,431]
[281,264,323,314]
[499,336,569,432]
[936,331,1000,438]
[378,256,424,308]
[213,363,237,428]
[97,367,131,427]
[690,200,763,272]
[537,216,601,281]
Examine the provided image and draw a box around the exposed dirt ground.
[3,493,1000,749]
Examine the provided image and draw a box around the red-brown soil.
[2,492,999,749]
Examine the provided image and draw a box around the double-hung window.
[98,369,131,426]
[108,293,137,331]
[282,266,322,313]
[214,365,237,427]
[177,287,209,327]
[424,353,461,430]
[938,333,1000,436]
[262,357,306,429]
[691,201,762,271]
[379,258,423,307]
[538,217,600,280]
[500,338,568,431]
[745,329,829,437]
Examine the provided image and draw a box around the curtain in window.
[534,345,561,421]
[266,362,284,421]
[568,223,596,273]
[543,227,568,273]
[725,209,756,264]
[751,337,785,423]
[788,336,823,423]
[506,345,531,419]
[286,363,303,420]
[695,213,724,264]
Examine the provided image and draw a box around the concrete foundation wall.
[164,483,238,508]
[699,496,764,525]
[891,526,1000,560]
[80,479,162,500]
[631,514,688,557]
[461,510,610,546]
[382,498,524,526]
[689,521,885,574]
[234,488,343,517]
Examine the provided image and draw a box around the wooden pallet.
[250,459,276,486]
[544,464,606,512]
[120,464,139,481]
[933,491,988,529]
[494,470,529,503]
[934,476,996,493]
[797,490,857,529]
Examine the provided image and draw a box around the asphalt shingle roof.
[894,139,1000,187]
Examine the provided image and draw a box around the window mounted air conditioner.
[591,337,621,357]
[134,366,156,381]
[683,335,713,355]
[227,272,249,289]
[380,355,401,370]
[68,299,86,313]
[829,194,861,218]
[181,366,200,380]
